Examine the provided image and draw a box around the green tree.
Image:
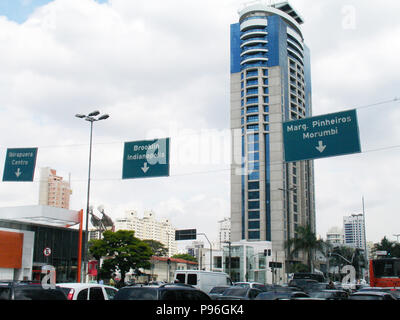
[142,239,168,257]
[285,225,324,272]
[328,246,366,280]
[374,236,400,258]
[171,253,198,262]
[89,230,153,284]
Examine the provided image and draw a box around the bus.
[369,258,400,287]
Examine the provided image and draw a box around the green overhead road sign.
[283,109,361,162]
[122,138,170,179]
[3,147,38,182]
[175,229,197,241]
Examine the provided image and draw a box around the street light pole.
[75,111,109,283]
[197,233,212,271]
[279,186,296,282]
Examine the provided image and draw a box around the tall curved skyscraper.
[230,1,316,271]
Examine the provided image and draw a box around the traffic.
[1,258,400,301]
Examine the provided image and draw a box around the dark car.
[215,287,262,300]
[349,291,397,301]
[0,282,67,300]
[309,289,349,300]
[114,284,211,300]
[357,287,400,300]
[255,289,310,301]
[292,272,325,283]
[208,286,232,300]
[288,279,319,292]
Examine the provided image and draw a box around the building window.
[248,161,259,171]
[248,181,260,190]
[248,191,260,200]
[247,133,259,143]
[247,124,259,131]
[248,171,259,180]
[248,201,260,210]
[248,152,259,162]
[247,115,259,123]
[248,231,260,240]
[248,221,260,229]
[248,211,260,219]
[247,69,258,77]
[246,106,259,114]
[248,143,259,152]
[247,97,259,104]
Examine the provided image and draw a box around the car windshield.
[115,288,158,300]
[349,295,384,301]
[255,292,289,300]
[0,287,11,300]
[358,287,400,298]
[234,283,250,288]
[222,288,248,297]
[309,291,333,299]
[210,287,229,294]
[14,286,67,300]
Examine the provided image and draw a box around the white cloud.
[0,0,399,245]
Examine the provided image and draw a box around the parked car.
[292,272,326,283]
[114,283,211,300]
[0,282,67,300]
[233,282,269,292]
[255,290,310,300]
[348,291,397,301]
[57,283,118,300]
[288,279,319,292]
[215,287,262,300]
[208,286,232,300]
[356,287,400,300]
[308,289,349,300]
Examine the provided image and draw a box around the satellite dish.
[90,210,102,228]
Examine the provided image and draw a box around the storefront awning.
[0,205,80,228]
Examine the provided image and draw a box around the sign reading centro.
[122,138,170,179]
[3,147,38,182]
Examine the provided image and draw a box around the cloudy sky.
[0,0,399,247]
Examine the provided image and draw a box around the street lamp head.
[75,114,86,119]
[98,114,110,121]
[88,110,100,117]
[85,116,95,122]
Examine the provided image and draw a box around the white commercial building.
[326,226,344,247]
[343,214,366,250]
[38,167,72,209]
[114,210,177,256]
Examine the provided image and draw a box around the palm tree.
[285,224,324,272]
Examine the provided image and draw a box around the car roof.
[351,291,389,296]
[57,283,115,289]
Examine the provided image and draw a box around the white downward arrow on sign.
[15,168,22,177]
[141,162,149,173]
[316,141,326,153]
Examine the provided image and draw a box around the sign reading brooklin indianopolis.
[283,109,361,162]
[122,138,170,179]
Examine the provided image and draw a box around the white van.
[174,270,232,294]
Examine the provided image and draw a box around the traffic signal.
[264,249,271,256]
